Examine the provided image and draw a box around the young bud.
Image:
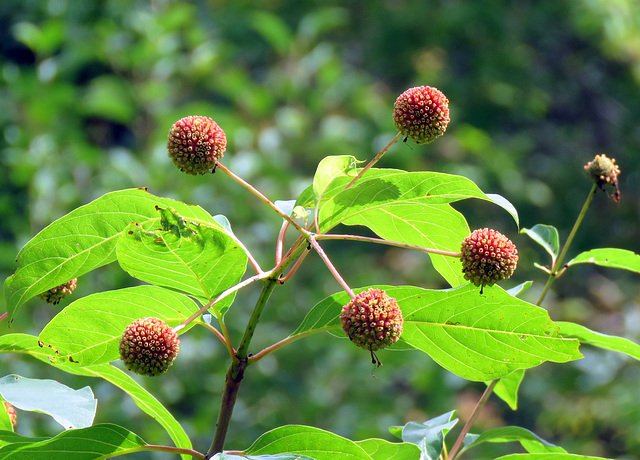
[38,278,78,305]
[119,317,180,377]
[584,154,621,203]
[461,228,518,292]
[167,116,227,175]
[340,288,403,352]
[393,86,450,144]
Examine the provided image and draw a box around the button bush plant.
[2,81,639,460]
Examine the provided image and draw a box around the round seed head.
[461,228,518,290]
[167,116,227,175]
[4,402,17,428]
[340,288,404,351]
[393,86,450,144]
[38,278,78,305]
[119,317,180,377]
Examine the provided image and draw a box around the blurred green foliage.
[1,0,640,458]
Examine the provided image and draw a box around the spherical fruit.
[340,288,403,352]
[461,228,518,291]
[4,402,16,428]
[119,317,180,377]
[38,278,78,305]
[393,85,450,144]
[167,115,227,175]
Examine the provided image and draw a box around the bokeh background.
[1,1,640,458]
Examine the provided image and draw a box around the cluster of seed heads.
[584,154,621,203]
[38,278,78,305]
[119,317,180,377]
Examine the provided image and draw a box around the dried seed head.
[461,228,518,291]
[340,288,404,352]
[584,154,621,203]
[38,278,78,305]
[167,116,227,175]
[119,317,180,377]
[393,86,450,144]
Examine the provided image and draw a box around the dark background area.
[1,0,639,458]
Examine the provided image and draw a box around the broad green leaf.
[566,248,640,273]
[0,423,146,459]
[0,430,46,448]
[214,454,316,460]
[38,285,199,367]
[506,281,533,298]
[0,375,96,430]
[116,207,247,310]
[0,333,192,458]
[520,224,560,266]
[355,438,420,460]
[495,455,612,460]
[304,169,517,286]
[557,321,640,361]
[294,285,581,381]
[391,411,457,460]
[312,155,358,206]
[4,188,218,322]
[245,425,373,459]
[459,426,565,456]
[491,369,525,410]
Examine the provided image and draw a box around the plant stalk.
[448,379,498,460]
[536,183,597,306]
[344,132,402,189]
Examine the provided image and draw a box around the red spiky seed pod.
[461,228,518,292]
[584,154,621,203]
[119,317,180,377]
[4,402,17,428]
[167,115,227,175]
[38,278,77,305]
[340,288,404,353]
[393,86,450,144]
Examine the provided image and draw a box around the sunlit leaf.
[116,206,247,310]
[495,454,612,460]
[312,155,358,206]
[566,248,640,274]
[490,369,525,410]
[0,375,96,430]
[4,188,218,322]
[391,411,457,460]
[557,322,640,361]
[460,426,565,456]
[293,285,581,381]
[38,285,199,367]
[245,425,373,459]
[355,438,420,460]
[0,423,146,459]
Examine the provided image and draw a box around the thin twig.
[344,132,402,189]
[308,235,355,299]
[316,233,461,257]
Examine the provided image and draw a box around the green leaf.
[490,369,525,410]
[0,404,12,432]
[392,411,458,460]
[495,455,613,460]
[317,169,517,286]
[294,285,581,381]
[557,321,640,361]
[250,11,293,56]
[355,438,420,460]
[116,207,247,310]
[245,425,373,459]
[4,188,218,322]
[213,454,317,460]
[312,155,358,206]
[566,248,640,273]
[38,285,199,367]
[520,224,560,267]
[0,375,96,430]
[0,423,146,459]
[460,426,565,456]
[0,334,192,458]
